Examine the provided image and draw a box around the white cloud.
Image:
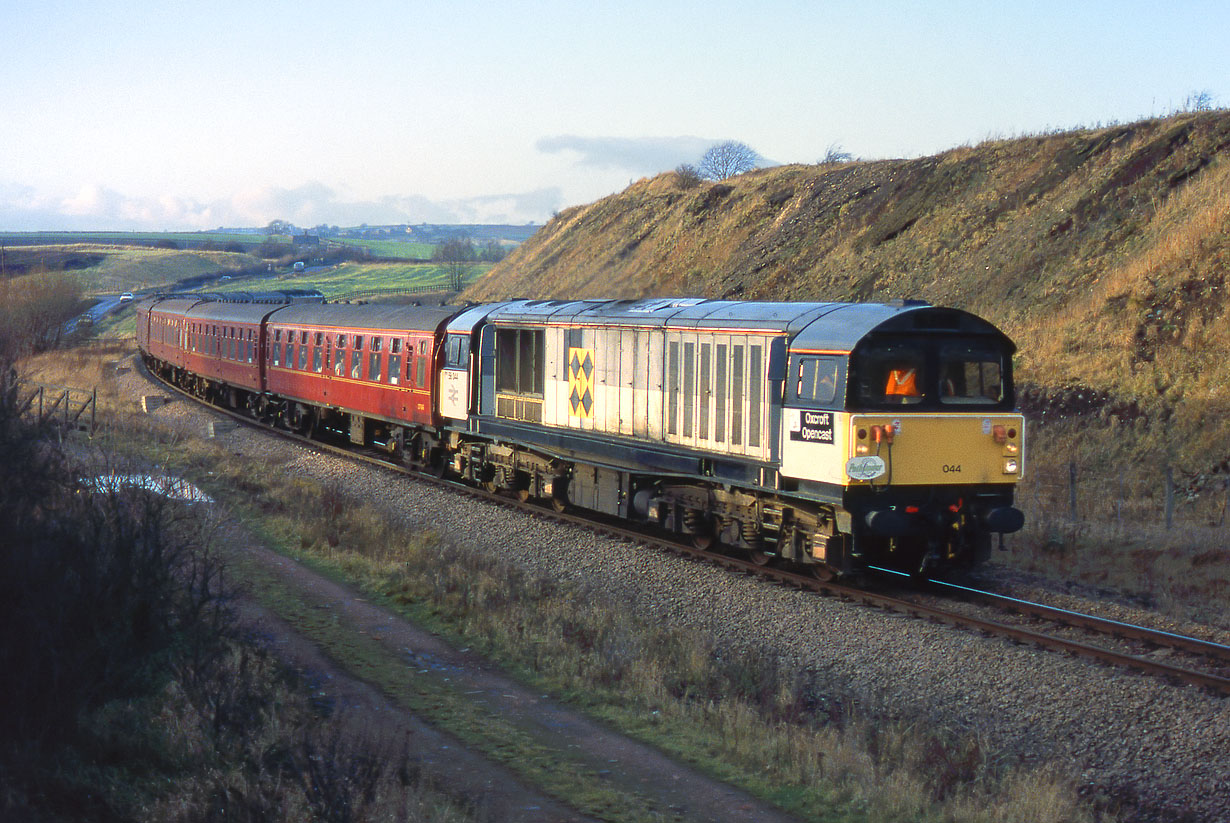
[535,135,718,174]
[0,180,564,231]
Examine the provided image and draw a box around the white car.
[119,292,134,302]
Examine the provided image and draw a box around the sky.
[2,0,1227,231]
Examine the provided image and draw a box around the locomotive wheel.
[691,532,714,551]
[812,564,837,582]
[551,497,567,513]
[480,480,497,493]
[748,550,771,566]
[515,489,530,503]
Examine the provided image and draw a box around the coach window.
[272,335,281,366]
[312,341,323,373]
[248,330,255,363]
[496,328,543,396]
[388,351,401,385]
[369,337,383,382]
[298,342,308,371]
[333,340,346,376]
[351,347,362,379]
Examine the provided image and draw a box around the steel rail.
[924,578,1230,664]
[138,362,1230,696]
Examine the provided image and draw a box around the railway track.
[141,364,1230,697]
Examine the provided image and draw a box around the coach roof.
[267,302,461,333]
[187,300,289,325]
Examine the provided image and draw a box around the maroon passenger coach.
[263,303,457,456]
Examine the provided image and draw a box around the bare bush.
[819,143,854,164]
[674,163,703,189]
[1183,89,1216,112]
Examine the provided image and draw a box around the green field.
[0,231,264,247]
[326,237,435,260]
[1,231,436,260]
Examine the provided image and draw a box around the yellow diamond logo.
[568,347,594,418]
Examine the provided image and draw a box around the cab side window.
[791,356,840,406]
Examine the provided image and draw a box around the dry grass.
[1008,418,1230,622]
[185,457,1113,823]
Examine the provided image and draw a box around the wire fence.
[1019,460,1230,534]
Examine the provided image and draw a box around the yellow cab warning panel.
[847,414,1024,485]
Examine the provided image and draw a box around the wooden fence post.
[1164,465,1175,530]
[1069,461,1078,521]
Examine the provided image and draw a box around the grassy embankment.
[2,244,265,294]
[15,339,1117,823]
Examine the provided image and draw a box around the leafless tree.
[698,141,760,180]
[434,235,476,291]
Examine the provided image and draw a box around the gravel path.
[127,362,1230,823]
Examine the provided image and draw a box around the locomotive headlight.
[1005,442,1019,455]
[1003,458,1020,475]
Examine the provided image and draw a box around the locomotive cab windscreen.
[849,335,1013,412]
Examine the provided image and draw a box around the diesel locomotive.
[137,292,1025,579]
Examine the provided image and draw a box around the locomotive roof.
[789,303,1014,353]
[266,302,461,333]
[473,298,1013,352]
[480,298,838,330]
